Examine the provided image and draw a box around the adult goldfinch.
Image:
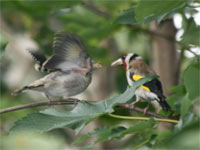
[111,53,171,112]
[12,32,101,101]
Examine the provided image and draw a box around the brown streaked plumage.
[129,59,156,76]
[111,53,171,112]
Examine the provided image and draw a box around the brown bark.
[151,19,178,130]
[94,37,119,100]
[151,19,178,96]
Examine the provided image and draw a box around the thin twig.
[0,98,177,122]
[117,104,168,119]
[108,114,179,124]
[0,99,78,114]
[81,1,113,19]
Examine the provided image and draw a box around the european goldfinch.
[111,53,171,112]
[12,32,101,101]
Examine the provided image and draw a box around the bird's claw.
[143,106,149,115]
[129,104,135,109]
[48,101,51,106]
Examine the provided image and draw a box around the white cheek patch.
[125,54,132,67]
[125,54,134,86]
[126,70,134,86]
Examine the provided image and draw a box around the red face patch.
[122,54,128,69]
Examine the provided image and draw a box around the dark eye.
[121,55,126,60]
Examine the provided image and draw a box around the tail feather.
[12,86,29,96]
[157,96,171,112]
[12,84,43,96]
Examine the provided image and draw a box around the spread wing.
[27,50,47,66]
[43,32,91,71]
[132,74,163,95]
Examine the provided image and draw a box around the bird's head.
[111,53,142,69]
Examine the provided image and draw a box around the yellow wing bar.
[132,75,150,92]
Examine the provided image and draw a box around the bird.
[12,32,101,102]
[111,53,171,113]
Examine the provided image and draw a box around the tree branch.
[117,104,169,119]
[0,98,178,121]
[0,99,78,114]
[81,1,113,19]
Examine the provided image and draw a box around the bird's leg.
[45,94,53,106]
[129,96,140,109]
[74,98,79,107]
[143,102,150,115]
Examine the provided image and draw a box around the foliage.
[73,119,156,148]
[116,0,187,24]
[181,17,200,46]
[1,0,200,149]
[11,76,157,134]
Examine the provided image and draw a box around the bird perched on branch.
[111,53,171,113]
[12,32,101,102]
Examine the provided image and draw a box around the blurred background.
[0,0,199,150]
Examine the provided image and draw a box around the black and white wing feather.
[144,79,171,111]
[42,32,90,71]
[27,49,47,71]
[28,50,47,66]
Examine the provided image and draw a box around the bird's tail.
[11,85,42,96]
[11,86,30,96]
[157,96,171,112]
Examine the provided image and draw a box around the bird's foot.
[74,99,78,106]
[143,106,149,115]
[45,95,53,107]
[47,99,52,106]
[129,104,135,109]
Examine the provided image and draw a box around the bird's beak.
[111,58,123,66]
[93,61,102,69]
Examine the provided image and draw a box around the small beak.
[92,61,102,69]
[111,58,123,66]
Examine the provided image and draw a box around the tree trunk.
[151,19,178,96]
[151,19,178,130]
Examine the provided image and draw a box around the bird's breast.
[45,71,91,97]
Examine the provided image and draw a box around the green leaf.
[73,119,156,148]
[166,85,186,113]
[168,120,200,150]
[155,130,172,143]
[121,118,156,135]
[154,120,200,149]
[180,93,192,118]
[181,18,200,46]
[135,0,187,23]
[11,76,157,134]
[175,112,198,132]
[183,62,200,100]
[115,7,138,25]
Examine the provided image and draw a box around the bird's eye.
[121,55,126,60]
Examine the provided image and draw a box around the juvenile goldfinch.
[12,32,101,101]
[111,53,171,112]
